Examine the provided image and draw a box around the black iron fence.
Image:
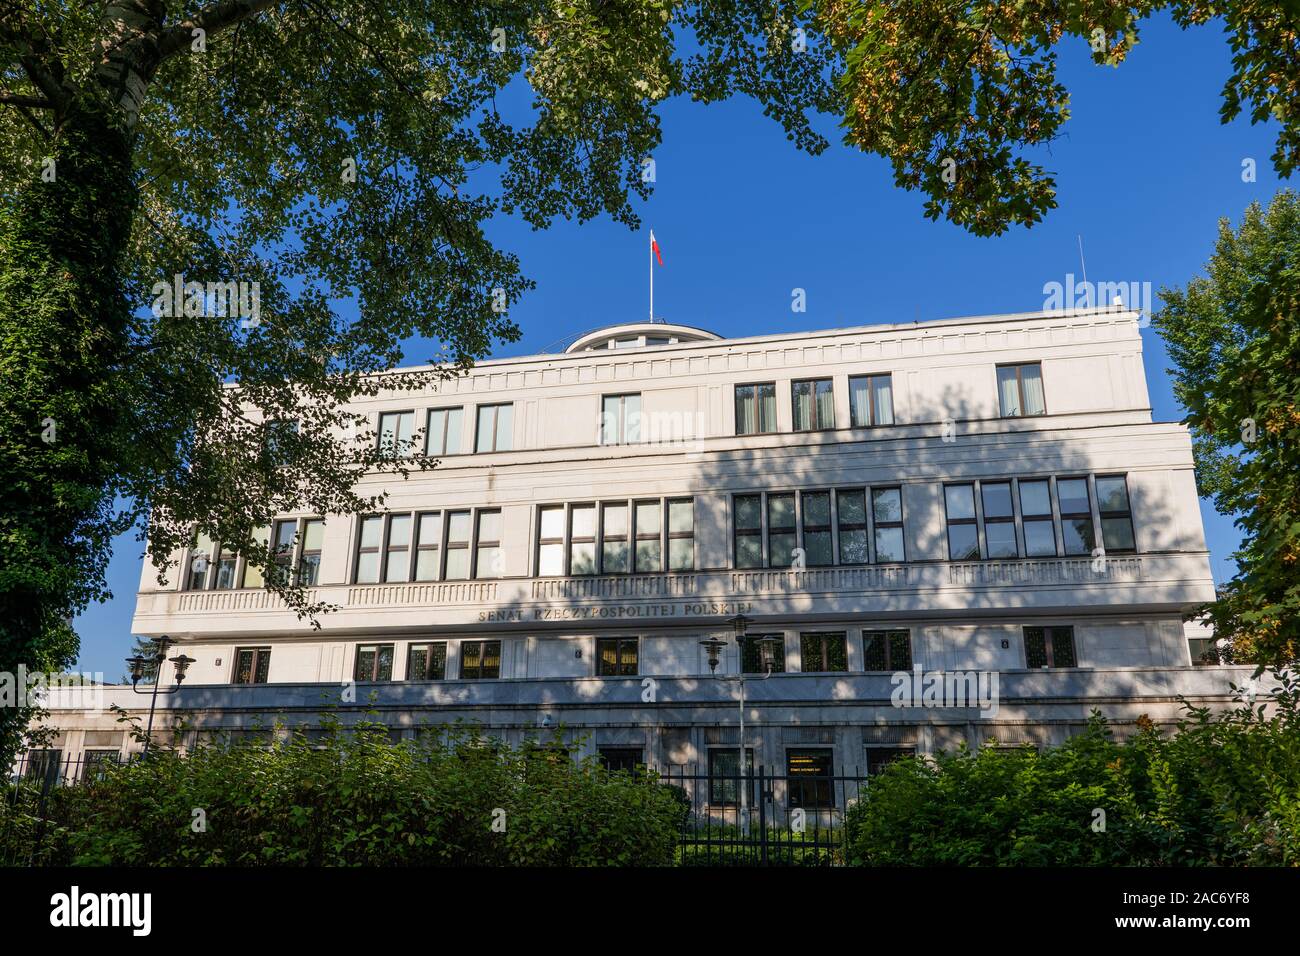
[2,751,124,866]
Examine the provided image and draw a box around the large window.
[460,640,501,679]
[426,407,464,456]
[871,488,905,563]
[475,403,513,453]
[734,494,763,568]
[415,513,442,580]
[384,514,412,582]
[787,749,835,809]
[849,374,894,427]
[354,644,395,682]
[741,635,786,674]
[736,489,904,568]
[600,393,641,445]
[190,520,316,591]
[1019,480,1057,557]
[800,632,848,672]
[298,519,324,585]
[980,481,1017,559]
[708,748,755,807]
[355,509,492,583]
[1056,478,1095,555]
[444,510,473,579]
[596,637,639,676]
[735,383,777,435]
[233,647,271,684]
[944,484,981,560]
[1096,475,1135,552]
[792,378,835,431]
[474,510,502,578]
[377,410,415,457]
[997,362,1046,417]
[862,630,912,671]
[536,499,693,576]
[1023,626,1076,668]
[407,642,447,681]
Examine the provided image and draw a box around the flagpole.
[649,231,654,322]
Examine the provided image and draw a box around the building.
[30,306,1254,793]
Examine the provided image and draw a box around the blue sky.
[74,13,1283,677]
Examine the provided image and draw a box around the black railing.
[2,751,124,866]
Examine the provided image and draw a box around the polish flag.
[650,230,664,266]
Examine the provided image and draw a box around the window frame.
[474,402,513,453]
[599,392,642,446]
[861,629,912,672]
[459,639,502,680]
[799,631,849,673]
[232,646,272,685]
[791,377,835,431]
[406,641,448,681]
[734,381,777,436]
[595,636,639,677]
[1023,625,1077,669]
[376,409,416,458]
[1095,474,1136,554]
[473,509,503,579]
[786,748,836,809]
[1056,476,1096,556]
[996,362,1047,418]
[353,643,396,682]
[425,406,464,457]
[534,498,693,576]
[707,747,756,808]
[848,373,894,428]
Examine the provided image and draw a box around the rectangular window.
[734,494,763,569]
[233,647,271,685]
[872,487,906,562]
[600,393,641,445]
[792,378,835,431]
[188,532,215,590]
[787,749,835,809]
[474,510,502,579]
[997,363,1046,417]
[1019,479,1057,557]
[354,643,395,682]
[569,504,597,575]
[1189,637,1224,666]
[767,493,796,567]
[538,506,565,576]
[667,499,694,571]
[734,383,777,435]
[602,502,630,573]
[355,515,384,583]
[741,635,786,674]
[596,637,639,676]
[1023,626,1077,668]
[1057,478,1095,555]
[708,748,756,807]
[981,481,1018,559]
[407,642,447,681]
[241,526,271,589]
[426,407,464,456]
[849,374,894,427]
[1096,475,1135,552]
[385,513,412,583]
[414,512,442,581]
[862,630,912,671]
[635,500,663,572]
[214,542,238,590]
[837,489,868,564]
[598,747,644,774]
[800,632,848,672]
[460,640,501,680]
[271,519,298,585]
[475,403,513,453]
[944,484,980,560]
[801,491,833,566]
[444,511,472,580]
[377,410,415,457]
[297,519,324,586]
[866,746,914,776]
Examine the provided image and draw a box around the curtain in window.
[736,388,757,434]
[792,382,812,430]
[872,376,894,425]
[997,366,1021,416]
[849,378,869,426]
[814,381,834,428]
[1020,364,1045,415]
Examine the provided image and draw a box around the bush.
[2,723,683,866]
[844,670,1300,866]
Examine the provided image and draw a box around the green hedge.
[845,670,1300,866]
[4,724,682,866]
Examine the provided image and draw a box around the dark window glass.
[862,630,911,671]
[741,634,786,674]
[801,492,833,566]
[598,748,644,774]
[1096,475,1135,552]
[872,487,905,563]
[768,493,796,567]
[944,484,980,561]
[800,632,848,672]
[708,748,755,807]
[734,494,763,568]
[787,749,835,809]
[1023,626,1076,668]
[354,643,395,682]
[735,383,777,435]
[596,637,639,676]
[836,489,868,564]
[1057,479,1095,555]
[460,640,501,679]
[1019,479,1057,557]
[233,647,271,684]
[866,747,913,776]
[407,642,447,681]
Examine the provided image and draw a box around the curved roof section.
[564,322,721,353]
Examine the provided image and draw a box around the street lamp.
[126,636,195,757]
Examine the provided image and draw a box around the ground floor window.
[460,640,502,680]
[233,646,271,684]
[708,747,756,807]
[862,630,911,671]
[800,632,848,672]
[354,643,395,682]
[81,749,121,781]
[597,747,644,774]
[865,746,914,776]
[786,748,835,809]
[407,642,447,681]
[23,749,61,784]
[1189,636,1228,666]
[1023,626,1077,668]
[596,637,639,676]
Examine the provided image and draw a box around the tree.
[1154,190,1300,667]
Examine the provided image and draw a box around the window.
[800,632,848,672]
[354,643,395,682]
[23,749,62,785]
[862,630,912,671]
[667,499,694,571]
[1096,475,1135,552]
[475,403,513,453]
[787,749,835,809]
[241,526,271,588]
[264,418,298,467]
[1019,480,1057,557]
[866,746,913,776]
[460,640,501,679]
[214,541,238,590]
[735,383,777,435]
[767,493,796,567]
[474,510,502,578]
[1189,637,1227,666]
[1056,478,1095,555]
[598,747,644,774]
[602,503,630,573]
[734,494,763,569]
[81,750,121,781]
[384,514,412,583]
[377,410,415,457]
[600,393,641,445]
[849,374,894,427]
[708,748,755,807]
[635,500,663,572]
[188,532,215,590]
[270,518,299,584]
[426,407,464,456]
[233,647,271,684]
[414,513,442,581]
[569,504,597,575]
[997,362,1046,417]
[535,499,692,576]
[298,519,324,585]
[444,511,472,579]
[837,490,868,564]
[407,642,447,681]
[981,481,1018,559]
[944,484,980,560]
[355,515,384,583]
[1023,626,1076,668]
[792,378,834,431]
[538,506,565,576]
[872,487,906,563]
[801,492,833,566]
[741,635,786,674]
[596,637,639,676]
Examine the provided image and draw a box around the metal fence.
[2,751,124,866]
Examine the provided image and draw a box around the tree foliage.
[1154,190,1300,667]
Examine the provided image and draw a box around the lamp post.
[700,613,781,841]
[126,636,195,757]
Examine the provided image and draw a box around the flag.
[650,230,663,266]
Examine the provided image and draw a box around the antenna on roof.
[1076,234,1088,289]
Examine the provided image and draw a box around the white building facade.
[36,306,1252,780]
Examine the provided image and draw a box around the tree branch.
[157,0,281,61]
[0,91,53,108]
